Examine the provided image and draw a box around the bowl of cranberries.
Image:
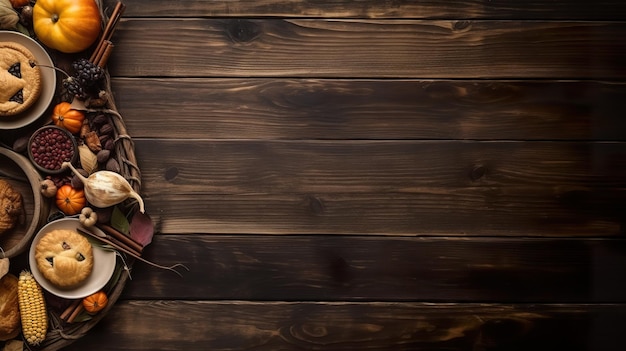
[28,125,78,174]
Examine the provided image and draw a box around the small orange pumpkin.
[82,291,108,314]
[51,102,85,134]
[55,184,86,215]
[9,0,29,8]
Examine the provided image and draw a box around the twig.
[76,228,188,277]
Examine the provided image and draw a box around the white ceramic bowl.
[0,31,57,130]
[29,218,117,299]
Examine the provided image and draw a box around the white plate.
[29,218,117,299]
[0,30,57,130]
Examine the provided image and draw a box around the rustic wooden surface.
[63,0,626,349]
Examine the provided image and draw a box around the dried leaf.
[84,131,102,153]
[70,96,88,111]
[130,211,154,247]
[78,144,98,174]
[110,206,130,235]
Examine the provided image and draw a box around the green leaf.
[110,206,130,234]
[15,23,30,37]
[72,311,93,323]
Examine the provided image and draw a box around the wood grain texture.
[104,0,626,19]
[132,139,626,236]
[121,235,626,302]
[112,78,626,140]
[48,0,626,350]
[108,19,626,79]
[63,301,626,351]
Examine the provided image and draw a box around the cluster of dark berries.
[62,58,105,99]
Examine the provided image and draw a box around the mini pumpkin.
[55,184,85,215]
[51,102,85,134]
[9,0,29,8]
[82,290,108,313]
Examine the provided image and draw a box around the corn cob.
[17,270,48,346]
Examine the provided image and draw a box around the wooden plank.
[135,140,626,192]
[132,139,626,236]
[121,235,626,302]
[112,78,626,140]
[108,0,626,20]
[142,191,625,237]
[63,301,626,350]
[109,19,626,79]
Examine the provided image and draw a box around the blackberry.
[63,58,105,99]
[8,62,21,78]
[72,58,104,87]
[62,77,85,98]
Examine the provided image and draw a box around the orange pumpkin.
[55,184,86,215]
[82,291,108,314]
[32,0,101,53]
[51,102,85,134]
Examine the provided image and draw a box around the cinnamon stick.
[90,1,126,63]
[60,299,81,320]
[97,41,114,68]
[67,303,84,323]
[91,40,108,66]
[101,1,125,43]
[97,224,144,254]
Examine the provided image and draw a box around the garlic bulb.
[62,162,145,213]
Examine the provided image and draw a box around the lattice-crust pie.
[0,42,42,116]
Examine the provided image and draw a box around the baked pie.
[0,42,42,116]
[35,229,94,289]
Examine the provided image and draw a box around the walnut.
[0,179,23,236]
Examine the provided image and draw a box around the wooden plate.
[0,147,49,258]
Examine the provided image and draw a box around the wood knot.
[227,19,261,43]
[164,166,179,181]
[453,20,472,31]
[328,256,352,285]
[469,165,487,181]
[306,195,326,215]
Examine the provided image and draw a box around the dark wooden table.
[64,0,626,349]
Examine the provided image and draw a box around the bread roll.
[0,273,20,341]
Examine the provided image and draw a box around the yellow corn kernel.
[18,270,48,346]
